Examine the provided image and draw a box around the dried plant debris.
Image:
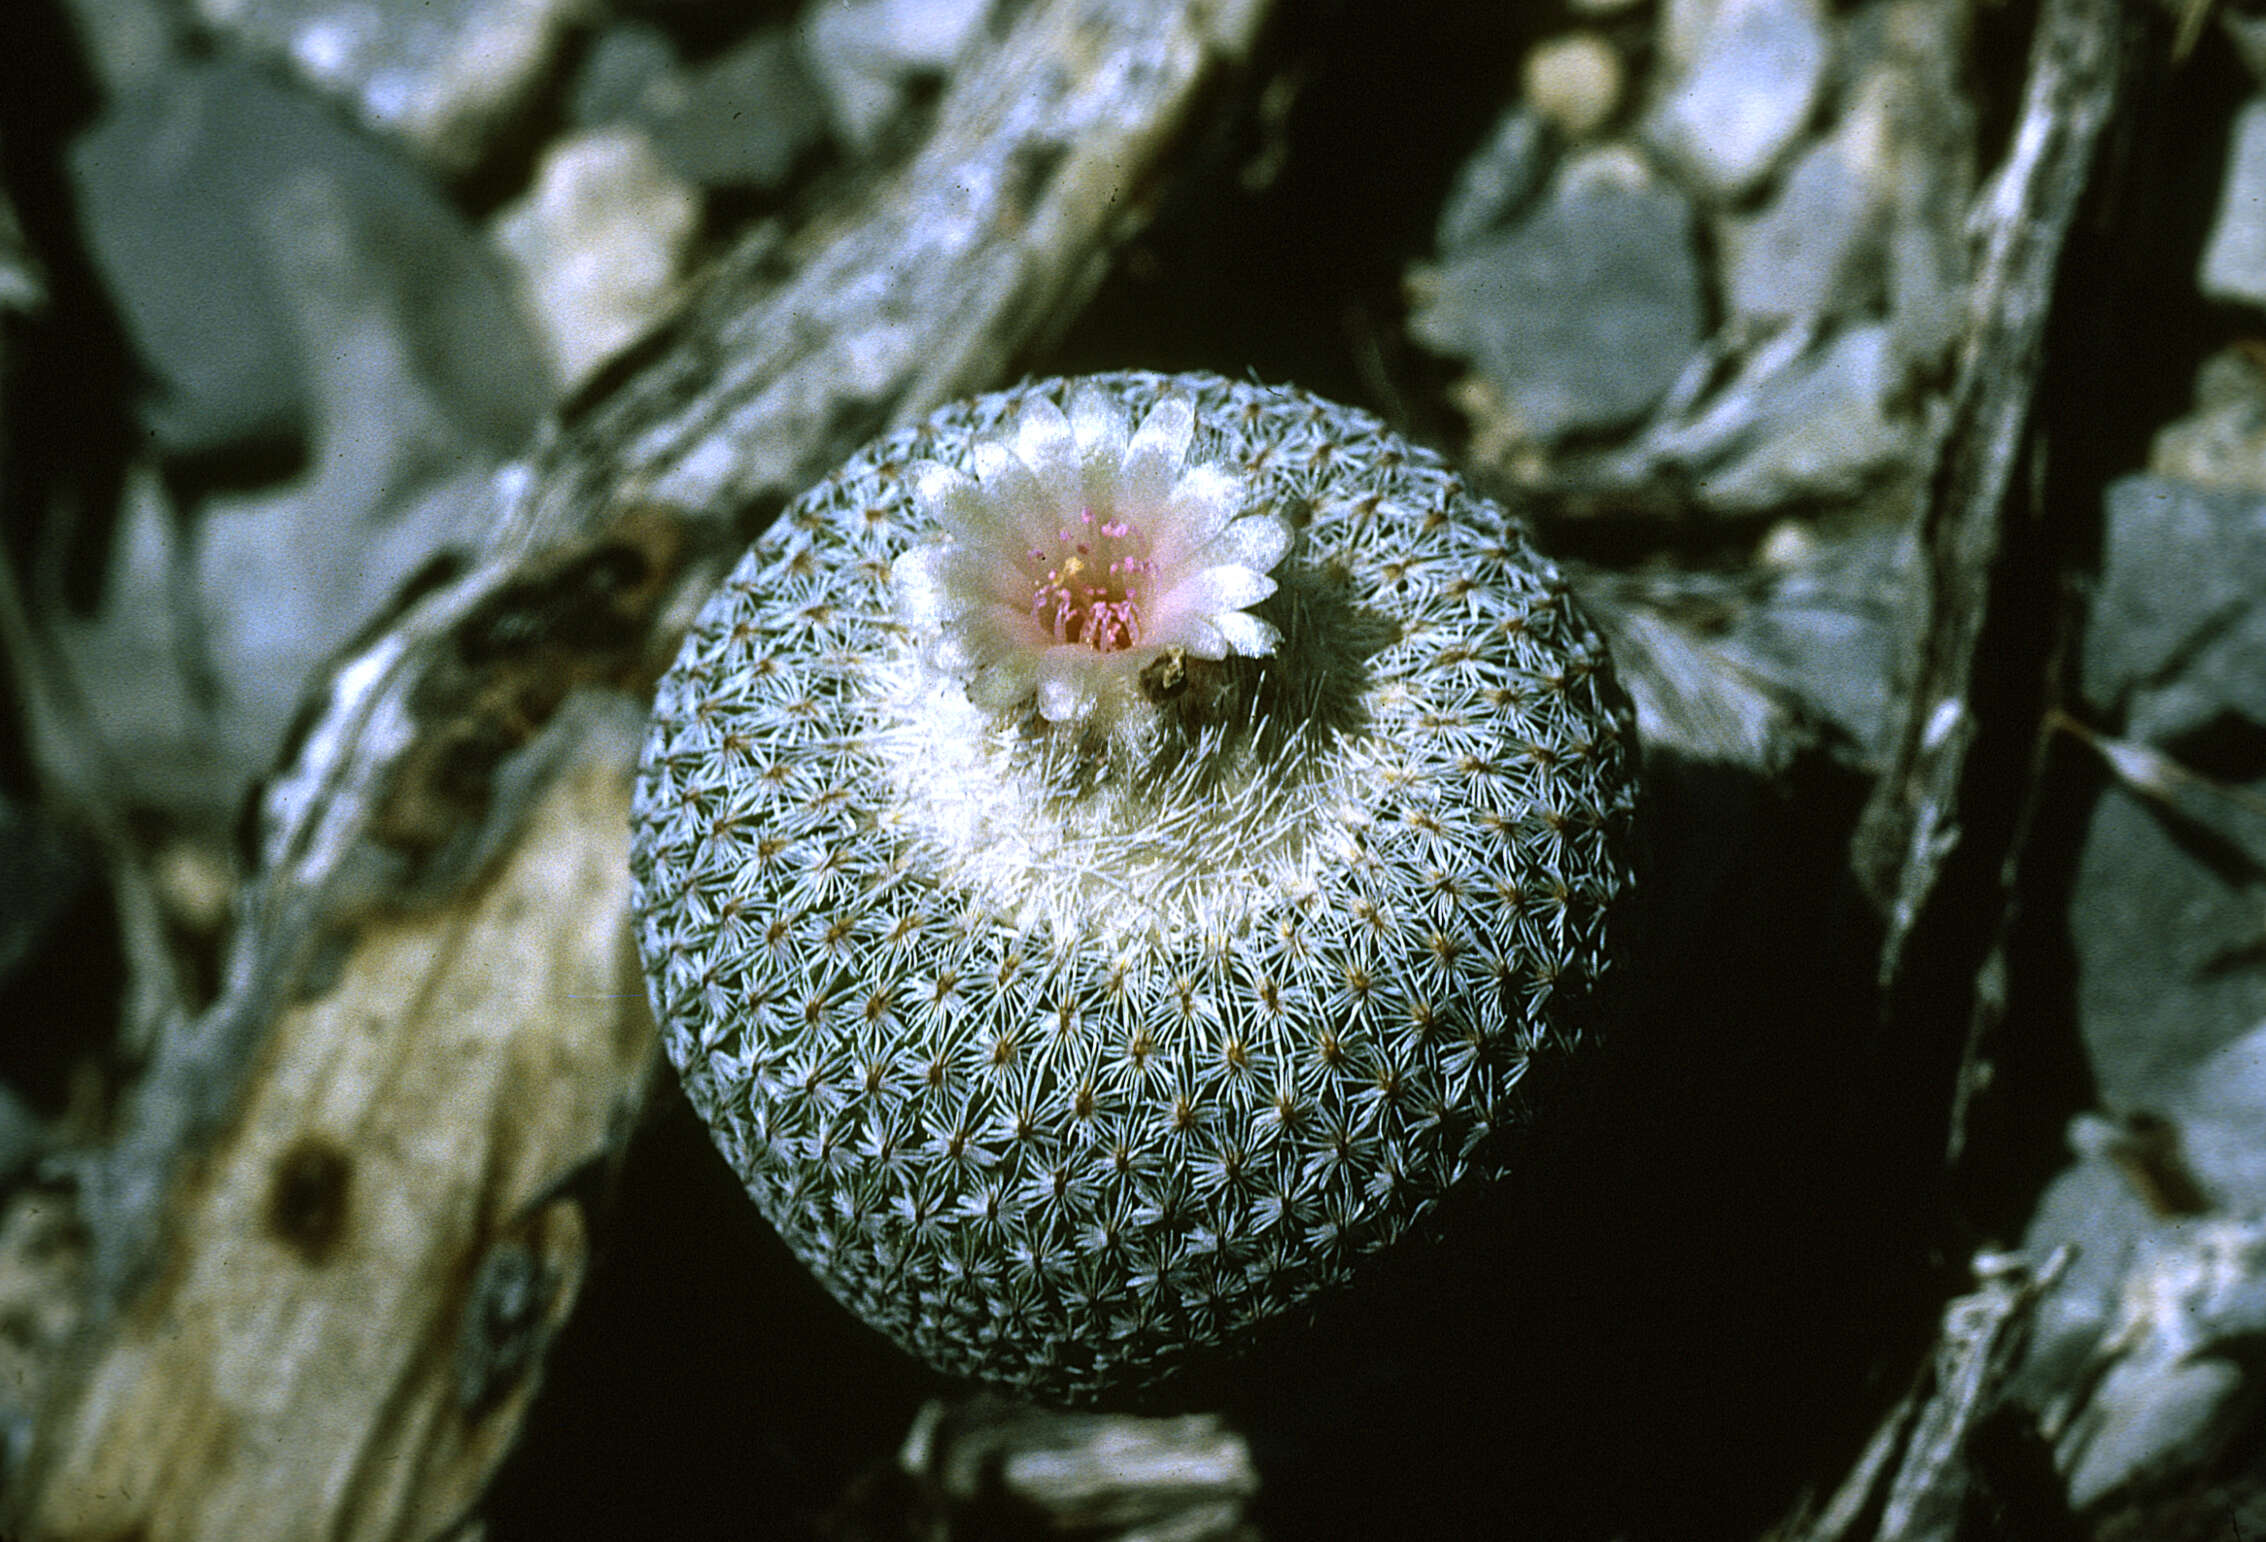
[880,1397,1260,1542]
[1575,517,1916,773]
[1798,1249,2071,1542]
[0,1191,88,1498]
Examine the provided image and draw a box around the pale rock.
[53,0,181,95]
[53,116,549,827]
[1523,33,1623,141]
[1646,0,1830,198]
[2201,97,2266,308]
[494,129,701,391]
[68,57,548,459]
[800,0,992,149]
[1715,71,1898,325]
[642,29,828,191]
[2150,347,2266,494]
[2058,1218,2266,1509]
[1691,323,1912,510]
[574,24,830,193]
[1413,158,1703,442]
[1433,108,1552,254]
[570,23,676,129]
[2085,475,2266,743]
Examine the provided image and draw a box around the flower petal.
[932,603,1031,675]
[1120,394,1194,512]
[1195,509,1292,575]
[1149,464,1244,563]
[1035,646,1098,721]
[1208,608,1280,657]
[890,543,952,629]
[1172,562,1277,615]
[1012,394,1082,513]
[1176,615,1230,659]
[969,651,1040,709]
[938,543,1033,610]
[970,440,1050,541]
[910,460,989,532]
[1068,383,1130,507]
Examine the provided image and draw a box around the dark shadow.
[1230,743,1923,1540]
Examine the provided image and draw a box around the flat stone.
[569,21,677,130]
[1646,0,1830,199]
[1413,165,1703,442]
[2179,1023,2266,1212]
[69,57,548,461]
[54,0,181,95]
[1715,77,1895,325]
[2054,471,2266,1129]
[2084,475,2266,741]
[2201,96,2266,308]
[69,62,314,457]
[54,59,551,827]
[1691,322,1913,510]
[2006,467,2266,1517]
[643,28,829,191]
[1710,520,1911,763]
[2069,782,2266,1113]
[193,0,578,172]
[1433,108,1552,256]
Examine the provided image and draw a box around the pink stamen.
[1025,505,1156,654]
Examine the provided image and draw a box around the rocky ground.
[0,0,2263,1538]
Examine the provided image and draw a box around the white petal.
[970,439,1047,524]
[1176,615,1229,659]
[931,604,1028,675]
[1068,383,1128,461]
[1069,384,1129,508]
[1208,608,1281,657]
[938,543,1031,609]
[1151,464,1243,562]
[910,461,986,530]
[1034,647,1097,721]
[969,652,1040,709]
[1120,394,1194,511]
[1195,509,1292,575]
[1173,562,1277,614]
[1012,394,1081,512]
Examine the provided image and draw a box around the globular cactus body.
[631,372,1637,1402]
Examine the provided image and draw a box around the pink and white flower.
[893,383,1291,724]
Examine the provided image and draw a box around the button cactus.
[631,371,1639,1403]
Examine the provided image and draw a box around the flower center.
[1028,507,1156,654]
